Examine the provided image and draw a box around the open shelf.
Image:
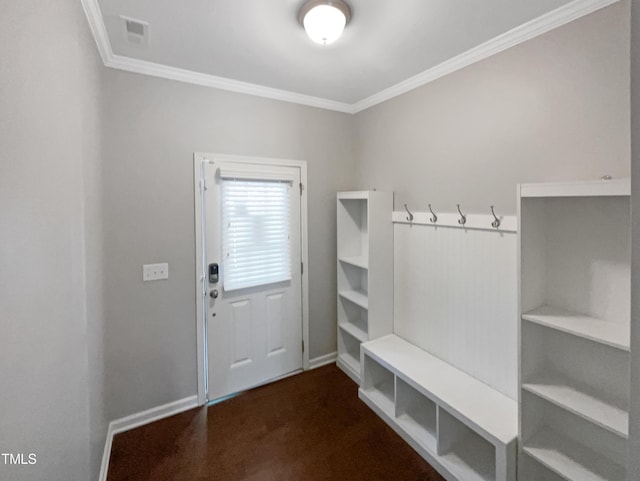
[523,372,628,438]
[336,191,392,385]
[523,427,626,481]
[439,408,496,481]
[519,453,566,481]
[362,355,395,416]
[338,289,368,310]
[360,335,517,481]
[395,377,437,452]
[519,185,630,481]
[337,328,361,382]
[520,179,630,198]
[337,196,368,259]
[339,255,368,270]
[337,352,359,378]
[363,335,517,445]
[522,305,629,351]
[338,294,368,343]
[338,321,368,343]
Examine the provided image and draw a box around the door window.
[221,179,292,291]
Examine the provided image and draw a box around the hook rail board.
[392,211,517,233]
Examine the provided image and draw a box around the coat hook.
[404,204,414,222]
[456,204,466,225]
[490,205,501,229]
[428,204,438,223]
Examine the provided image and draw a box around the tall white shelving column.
[518,179,631,481]
[336,191,393,383]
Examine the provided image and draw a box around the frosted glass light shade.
[303,4,347,45]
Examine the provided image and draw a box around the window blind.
[221,179,292,291]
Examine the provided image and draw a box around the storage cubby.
[336,191,393,383]
[518,180,631,481]
[337,197,368,259]
[337,328,361,377]
[519,453,566,481]
[362,354,395,415]
[359,335,517,481]
[521,322,629,437]
[438,408,496,481]
[395,377,437,451]
[521,391,627,481]
[338,262,368,298]
[520,195,630,346]
[338,298,368,342]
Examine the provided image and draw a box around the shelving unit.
[522,305,629,351]
[524,427,626,481]
[439,408,497,481]
[518,179,631,481]
[396,377,438,452]
[336,191,393,383]
[522,372,628,438]
[360,335,518,481]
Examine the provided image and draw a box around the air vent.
[120,15,149,47]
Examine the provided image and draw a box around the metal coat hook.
[404,204,414,222]
[428,204,438,223]
[490,205,501,229]
[456,204,466,225]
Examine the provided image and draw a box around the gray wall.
[101,69,355,419]
[1,1,634,477]
[629,0,639,478]
[353,1,631,214]
[0,1,105,480]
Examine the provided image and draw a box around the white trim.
[110,395,198,436]
[82,0,619,114]
[351,0,620,113]
[107,54,355,113]
[80,0,112,65]
[98,395,198,481]
[79,0,353,114]
[519,178,631,198]
[193,153,311,405]
[309,351,338,369]
[98,426,113,481]
[218,166,297,182]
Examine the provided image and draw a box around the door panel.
[230,299,252,367]
[266,293,285,355]
[204,160,303,400]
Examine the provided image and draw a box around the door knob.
[210,289,219,299]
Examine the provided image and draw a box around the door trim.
[193,152,310,406]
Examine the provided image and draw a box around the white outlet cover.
[143,263,169,281]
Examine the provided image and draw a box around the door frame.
[193,152,310,406]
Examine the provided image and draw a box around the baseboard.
[309,351,337,369]
[97,359,333,481]
[98,395,199,481]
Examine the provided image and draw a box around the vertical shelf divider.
[336,191,393,383]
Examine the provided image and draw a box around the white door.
[202,160,303,400]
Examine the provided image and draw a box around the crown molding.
[351,0,620,113]
[106,54,355,113]
[81,0,113,64]
[82,0,619,115]
[80,0,354,113]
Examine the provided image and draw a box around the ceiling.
[89,0,615,111]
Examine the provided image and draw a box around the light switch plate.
[143,263,169,281]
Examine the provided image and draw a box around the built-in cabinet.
[336,191,393,383]
[360,335,517,481]
[518,179,631,481]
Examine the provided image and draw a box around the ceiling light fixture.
[298,0,352,46]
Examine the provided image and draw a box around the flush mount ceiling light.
[298,0,352,45]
